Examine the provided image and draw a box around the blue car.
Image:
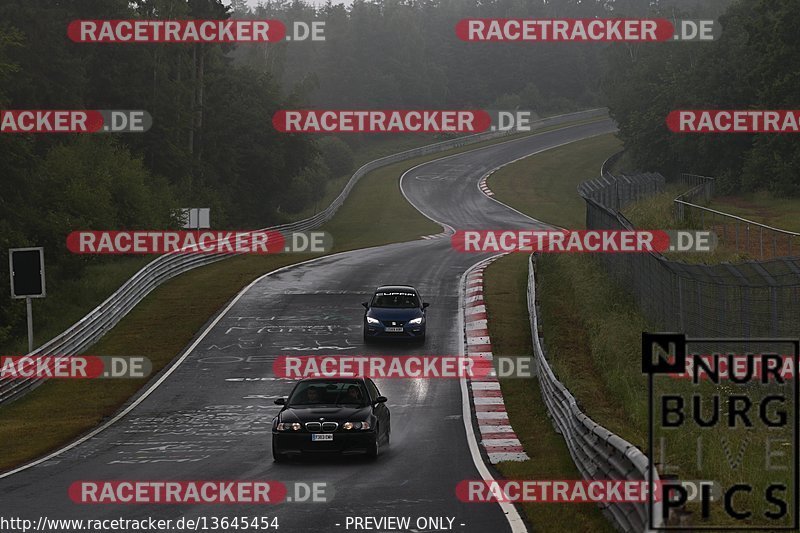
[362,285,429,343]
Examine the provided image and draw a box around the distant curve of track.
[0,119,616,533]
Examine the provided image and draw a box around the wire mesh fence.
[674,174,800,260]
[579,169,800,344]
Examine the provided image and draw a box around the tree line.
[0,0,326,347]
[0,0,724,347]
[604,0,798,196]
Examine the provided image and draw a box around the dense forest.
[605,0,800,195]
[0,0,740,346]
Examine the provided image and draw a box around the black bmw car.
[362,285,429,342]
[271,377,390,461]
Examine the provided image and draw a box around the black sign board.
[9,247,46,298]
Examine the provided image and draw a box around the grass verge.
[537,252,795,526]
[488,133,622,228]
[485,127,788,526]
[483,253,615,532]
[485,129,646,437]
[708,191,800,233]
[483,132,641,529]
[623,187,751,264]
[3,256,153,354]
[0,120,597,472]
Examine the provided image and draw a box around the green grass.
[484,254,614,532]
[0,252,317,470]
[623,187,751,264]
[0,122,593,472]
[488,133,622,228]
[622,186,691,230]
[485,135,795,527]
[533,255,793,527]
[535,254,647,444]
[293,134,444,220]
[2,135,442,357]
[708,191,800,233]
[2,256,153,354]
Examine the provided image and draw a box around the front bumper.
[364,322,425,339]
[272,430,376,456]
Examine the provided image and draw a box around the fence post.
[677,277,684,331]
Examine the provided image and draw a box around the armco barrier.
[528,254,662,532]
[0,108,608,405]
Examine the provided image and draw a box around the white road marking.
[488,452,529,462]
[470,381,501,390]
[479,425,515,433]
[473,397,505,405]
[0,250,359,479]
[482,439,523,447]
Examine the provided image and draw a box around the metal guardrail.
[0,108,609,405]
[674,173,800,260]
[674,172,715,205]
[527,254,662,532]
[600,149,624,177]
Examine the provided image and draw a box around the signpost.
[9,247,46,353]
[179,207,211,230]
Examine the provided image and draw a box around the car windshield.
[287,381,367,406]
[371,291,419,308]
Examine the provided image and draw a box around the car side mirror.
[274,398,286,405]
[375,396,388,404]
[362,302,369,308]
[422,302,430,308]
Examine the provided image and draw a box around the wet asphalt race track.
[0,120,615,532]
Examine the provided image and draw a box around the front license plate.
[384,327,404,332]
[312,433,333,441]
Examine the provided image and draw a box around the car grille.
[381,320,406,327]
[305,422,338,432]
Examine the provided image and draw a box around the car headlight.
[408,317,423,325]
[277,422,302,431]
[343,421,371,430]
[366,316,380,325]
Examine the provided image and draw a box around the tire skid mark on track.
[462,254,529,464]
[0,250,359,479]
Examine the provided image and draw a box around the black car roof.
[297,377,367,384]
[374,285,417,292]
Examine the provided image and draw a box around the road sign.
[9,247,45,353]
[9,247,45,298]
[179,207,211,229]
